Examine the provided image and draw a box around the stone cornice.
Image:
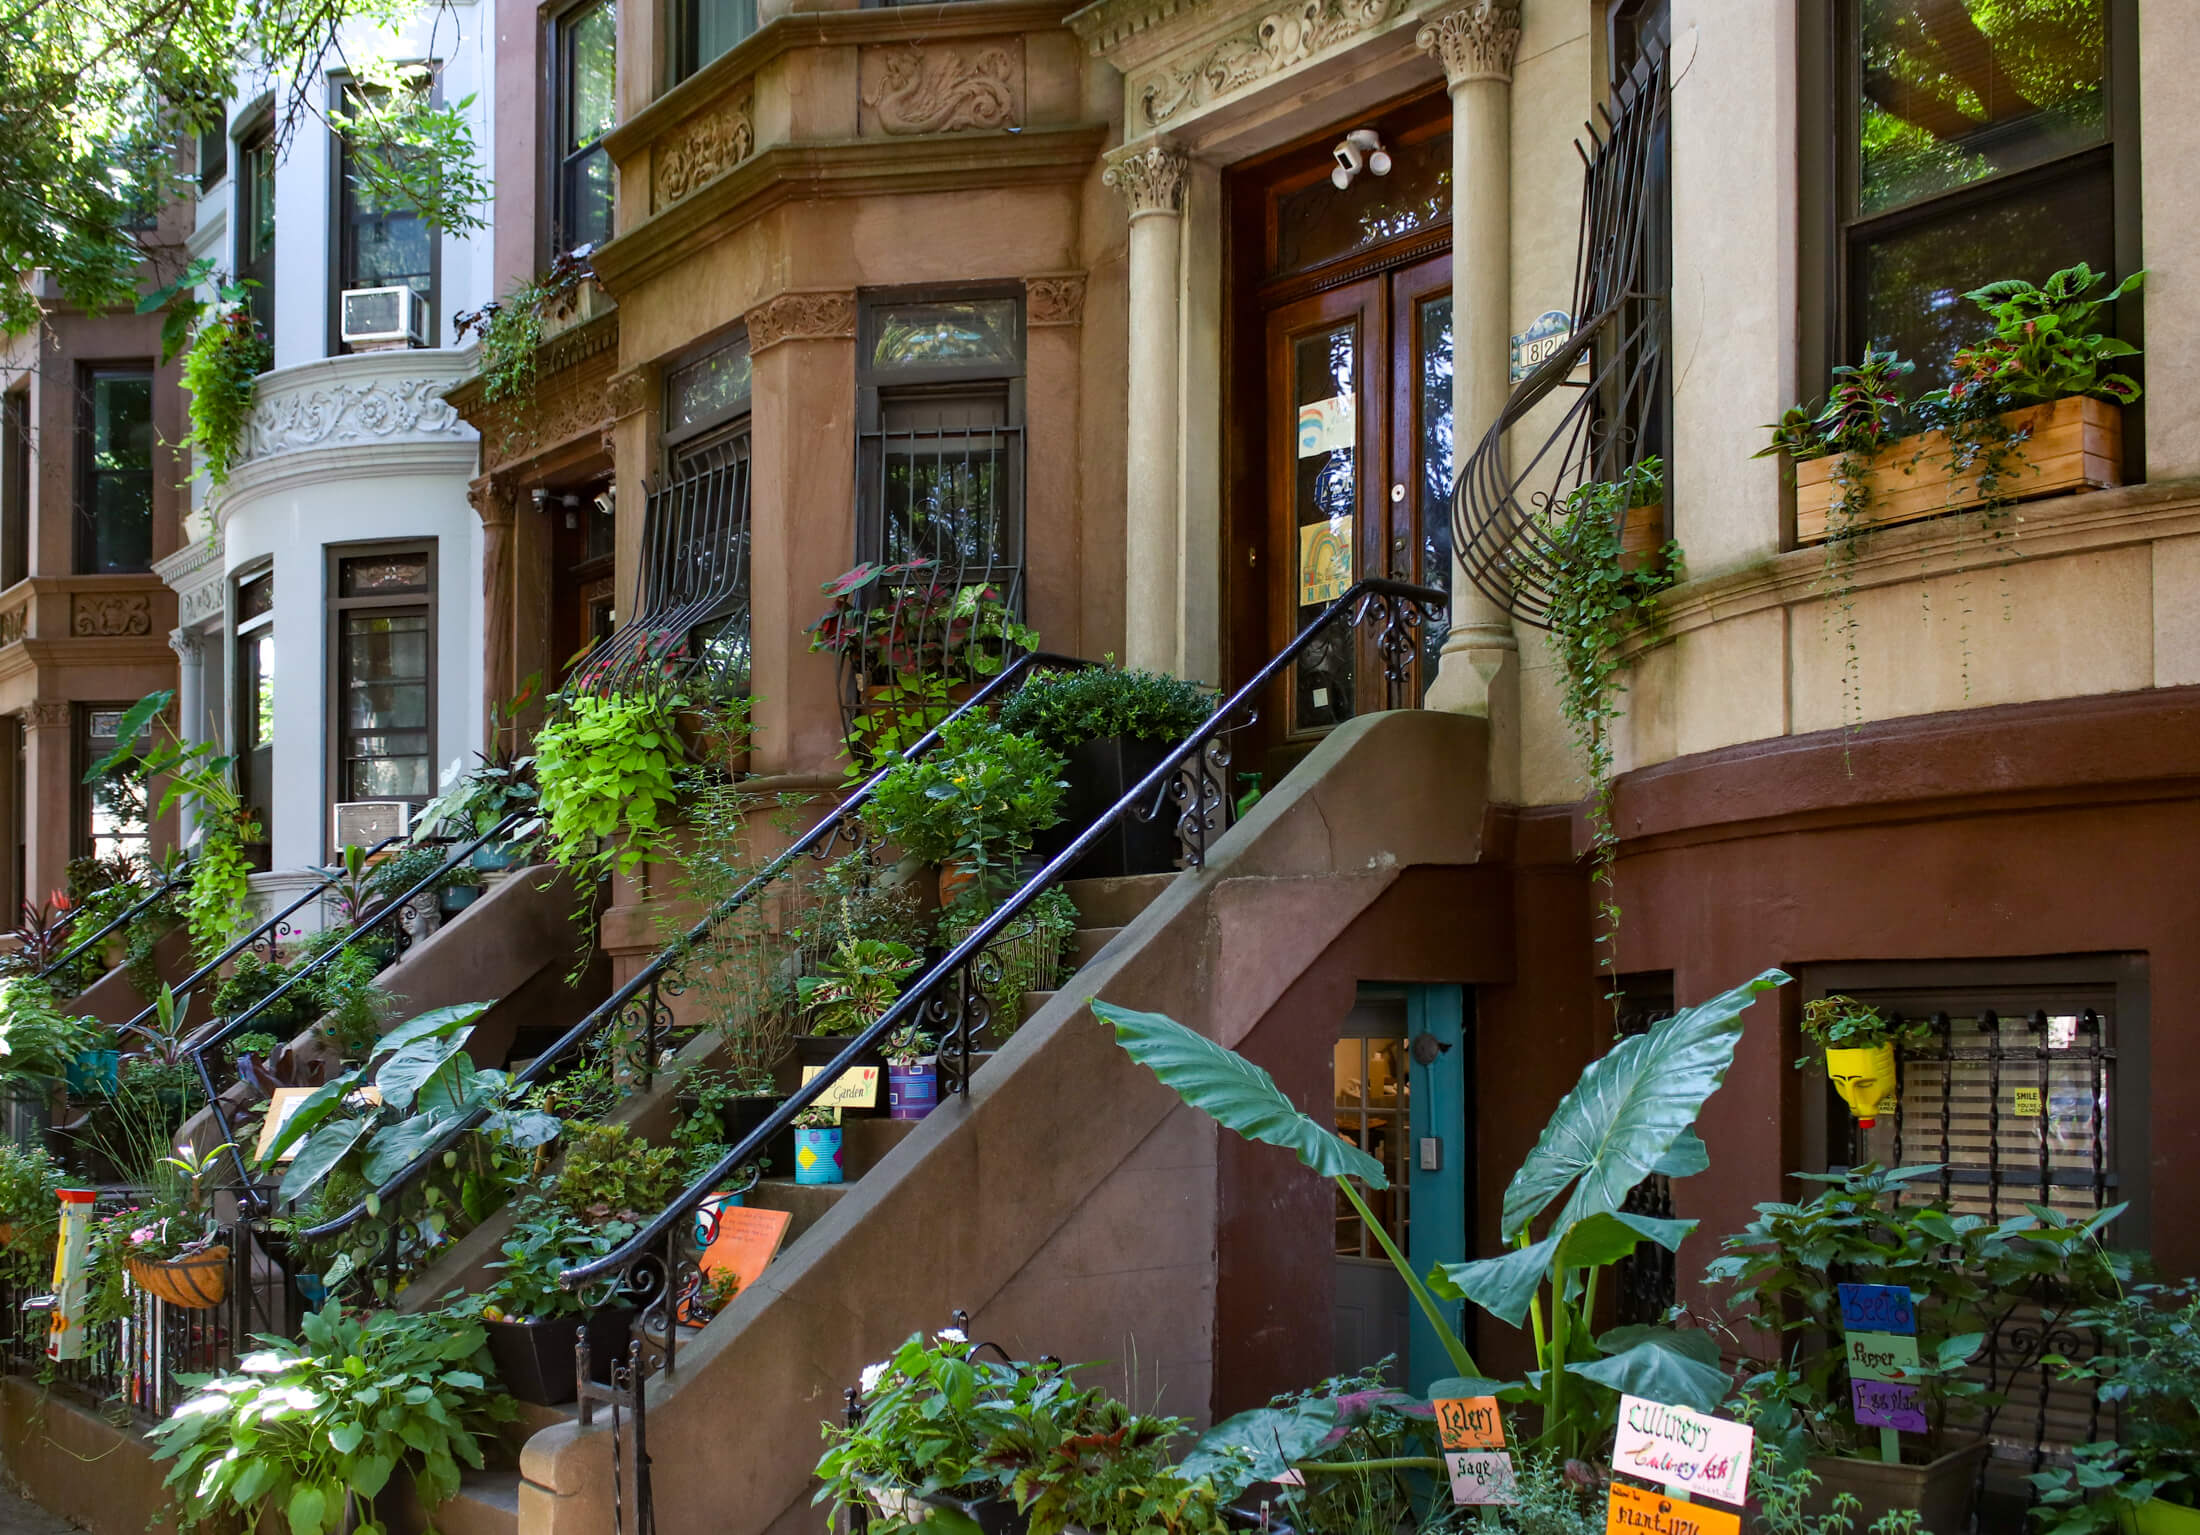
[152,534,222,590]
[1067,0,1207,57]
[231,350,476,492]
[591,124,1111,296]
[445,309,620,419]
[602,0,1078,165]
[218,438,483,513]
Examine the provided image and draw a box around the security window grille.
[553,0,616,256]
[330,548,435,807]
[237,121,276,341]
[76,368,155,574]
[1612,978,1678,1328]
[335,78,438,350]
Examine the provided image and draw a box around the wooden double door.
[1261,255,1454,748]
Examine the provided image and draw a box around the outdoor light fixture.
[1331,128,1392,190]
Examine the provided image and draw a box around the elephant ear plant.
[1093,966,1789,1467]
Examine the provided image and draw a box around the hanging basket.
[128,1245,230,1309]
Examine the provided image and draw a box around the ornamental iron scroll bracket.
[1451,40,1668,631]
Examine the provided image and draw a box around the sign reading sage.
[1612,1395,1754,1507]
[1433,1394,1513,1504]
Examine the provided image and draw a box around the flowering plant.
[809,561,1037,682]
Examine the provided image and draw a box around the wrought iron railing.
[30,857,193,988]
[293,651,1095,1275]
[183,810,536,1205]
[561,579,1445,1396]
[1453,40,1668,629]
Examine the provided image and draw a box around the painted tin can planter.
[888,1061,938,1120]
[794,1126,844,1185]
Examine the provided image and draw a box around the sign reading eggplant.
[1851,1377,1929,1433]
[1613,1395,1754,1507]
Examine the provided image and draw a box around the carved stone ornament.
[241,377,469,463]
[1026,276,1087,327]
[23,700,70,731]
[656,94,756,207]
[168,628,201,661]
[71,592,152,637]
[178,578,225,629]
[605,367,653,421]
[747,292,858,353]
[864,47,1018,135]
[0,599,26,648]
[1103,144,1188,216]
[1139,0,1404,127]
[467,478,518,527]
[1414,0,1521,87]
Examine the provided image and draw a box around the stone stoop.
[511,709,1491,1535]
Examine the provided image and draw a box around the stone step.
[1063,873,1176,931]
[745,1178,852,1242]
[491,1399,576,1467]
[1071,926,1124,968]
[844,1115,920,1177]
[1020,989,1057,1023]
[435,1472,520,1535]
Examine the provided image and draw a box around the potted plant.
[533,689,687,890]
[674,1062,789,1180]
[792,1101,842,1186]
[119,1141,234,1309]
[482,1200,641,1405]
[2031,1278,2200,1535]
[149,1300,516,1535]
[860,715,1065,911]
[414,682,544,871]
[1768,263,2143,543]
[796,934,921,1077]
[936,886,1078,1049]
[1706,1163,2125,1535]
[1796,994,1934,1128]
[998,666,1214,880]
[440,863,486,914]
[881,1026,936,1122]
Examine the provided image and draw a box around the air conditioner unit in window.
[339,285,429,349]
[332,800,411,856]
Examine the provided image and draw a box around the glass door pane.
[1291,322,1358,734]
[1413,292,1453,695]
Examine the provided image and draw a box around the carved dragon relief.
[863,46,1019,135]
[1139,0,1403,127]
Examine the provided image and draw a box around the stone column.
[1417,1,1522,722]
[169,628,203,841]
[470,478,517,756]
[1104,143,1189,676]
[21,699,70,905]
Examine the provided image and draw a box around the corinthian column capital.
[1415,0,1522,88]
[1104,143,1189,219]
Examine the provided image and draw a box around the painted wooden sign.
[1445,1451,1518,1506]
[1433,1396,1505,1450]
[678,1198,791,1325]
[1605,1480,1742,1535]
[1851,1377,1929,1433]
[1836,1282,1916,1336]
[1613,1396,1754,1506]
[46,1190,98,1361]
[799,1064,881,1111]
[1845,1331,1921,1382]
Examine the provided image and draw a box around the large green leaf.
[279,1115,376,1202]
[362,1111,459,1185]
[374,1034,472,1111]
[1094,1000,1386,1187]
[1566,1325,1727,1412]
[370,1003,490,1063]
[1552,1210,1697,1272]
[1500,969,1788,1240]
[261,1070,365,1164]
[1179,1399,1339,1498]
[1444,1235,1559,1329]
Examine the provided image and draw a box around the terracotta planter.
[937,857,981,909]
[2125,1499,2200,1535]
[128,1245,230,1309]
[1795,396,2122,544]
[1808,1440,1988,1535]
[1618,500,1666,573]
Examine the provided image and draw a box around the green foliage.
[1936,262,2145,411]
[860,715,1065,902]
[485,1196,634,1318]
[996,666,1214,754]
[1543,458,1681,969]
[844,673,958,770]
[333,62,492,237]
[1747,1444,1922,1535]
[1793,994,1936,1068]
[0,975,102,1087]
[1757,353,1916,463]
[940,884,1077,1038]
[179,301,269,489]
[149,1301,516,1535]
[1704,1163,2126,1459]
[0,1139,64,1283]
[797,935,920,1038]
[550,1122,685,1224]
[1100,969,1792,1462]
[2031,1278,2200,1532]
[534,692,686,883]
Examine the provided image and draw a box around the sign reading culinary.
[1612,1395,1754,1507]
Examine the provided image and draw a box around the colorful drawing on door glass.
[1297,393,1356,458]
[1300,518,1354,605]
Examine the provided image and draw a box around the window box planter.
[1795,396,2122,546]
[1030,736,1182,880]
[1618,501,1665,574]
[127,1245,231,1309]
[1807,1440,1988,1535]
[484,1306,634,1406]
[866,1486,1027,1535]
[2128,1498,2200,1535]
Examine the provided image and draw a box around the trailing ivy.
[1544,457,1680,979]
[533,691,687,890]
[454,248,597,454]
[179,302,270,487]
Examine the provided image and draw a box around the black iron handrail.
[297,649,1097,1247]
[190,810,534,1206]
[112,834,407,1044]
[33,856,193,986]
[561,579,1446,1372]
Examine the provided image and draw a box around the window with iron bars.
[1805,962,2146,1512]
[1612,976,1678,1329]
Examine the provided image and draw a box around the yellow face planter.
[1825,1043,1897,1127]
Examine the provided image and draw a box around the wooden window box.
[1795,396,2123,546]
